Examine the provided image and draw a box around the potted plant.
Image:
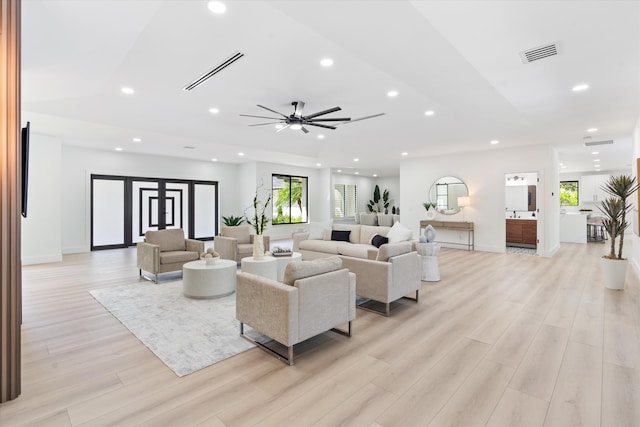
[222,215,245,227]
[245,184,272,259]
[598,174,638,290]
[423,202,437,220]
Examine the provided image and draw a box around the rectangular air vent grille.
[183,51,244,91]
[584,140,614,147]
[519,43,559,64]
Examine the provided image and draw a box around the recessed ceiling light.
[424,110,435,116]
[387,90,398,97]
[490,140,500,145]
[115,147,123,151]
[211,158,218,162]
[587,127,598,132]
[337,169,342,173]
[320,58,333,67]
[595,169,601,172]
[317,134,325,140]
[316,163,322,167]
[355,172,359,175]
[594,159,600,162]
[121,87,135,95]
[238,152,244,156]
[290,124,302,130]
[353,158,359,162]
[132,137,142,142]
[207,1,226,14]
[401,152,408,156]
[572,83,589,92]
[275,124,284,129]
[591,151,599,155]
[373,174,378,177]
[209,108,219,114]
[561,165,567,169]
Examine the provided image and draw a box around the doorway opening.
[505,172,539,255]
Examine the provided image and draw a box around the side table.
[273,252,302,282]
[241,256,278,281]
[416,242,441,281]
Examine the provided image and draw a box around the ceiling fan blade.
[257,104,289,119]
[248,122,284,126]
[276,124,290,133]
[337,113,385,125]
[240,114,284,120]
[305,122,337,130]
[306,117,351,122]
[304,106,342,120]
[301,126,310,134]
[292,101,305,118]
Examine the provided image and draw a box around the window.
[272,174,308,224]
[334,184,357,218]
[560,181,579,206]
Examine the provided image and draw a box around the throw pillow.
[386,221,413,243]
[331,230,351,242]
[370,234,389,248]
[283,256,342,286]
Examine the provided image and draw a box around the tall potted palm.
[599,174,638,290]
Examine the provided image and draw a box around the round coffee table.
[274,252,302,282]
[182,259,237,299]
[240,256,278,281]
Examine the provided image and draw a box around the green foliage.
[367,185,391,212]
[599,175,638,259]
[559,181,579,206]
[272,214,303,224]
[423,202,435,211]
[222,215,245,226]
[275,178,303,218]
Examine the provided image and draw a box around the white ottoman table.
[241,256,278,281]
[182,259,237,299]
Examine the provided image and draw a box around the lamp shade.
[457,196,470,208]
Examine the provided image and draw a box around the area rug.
[90,280,256,377]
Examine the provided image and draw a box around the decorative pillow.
[386,221,413,243]
[331,230,351,242]
[370,234,389,248]
[283,256,342,285]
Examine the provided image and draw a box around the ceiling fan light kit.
[241,101,384,134]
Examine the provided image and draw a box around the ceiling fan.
[240,101,384,133]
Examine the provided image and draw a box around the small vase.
[253,235,265,260]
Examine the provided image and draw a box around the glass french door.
[92,175,218,250]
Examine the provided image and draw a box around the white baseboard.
[62,246,89,254]
[474,244,506,253]
[22,254,63,266]
[539,244,560,258]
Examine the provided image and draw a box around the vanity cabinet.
[580,174,610,203]
[506,219,537,248]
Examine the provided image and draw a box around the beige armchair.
[340,241,420,316]
[137,228,204,283]
[214,225,270,263]
[236,256,355,365]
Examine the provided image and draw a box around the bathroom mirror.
[428,176,469,214]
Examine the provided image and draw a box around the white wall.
[400,144,560,256]
[21,134,63,265]
[59,145,240,254]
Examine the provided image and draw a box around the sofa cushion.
[221,225,251,244]
[145,229,186,252]
[159,250,199,264]
[360,225,391,245]
[299,239,342,254]
[371,234,389,248]
[283,256,342,286]
[331,230,351,242]
[338,243,375,259]
[376,241,412,262]
[386,222,413,243]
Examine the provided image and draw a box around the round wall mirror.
[429,176,469,214]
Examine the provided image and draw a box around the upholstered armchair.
[214,225,270,263]
[137,228,204,283]
[340,241,420,316]
[236,256,356,365]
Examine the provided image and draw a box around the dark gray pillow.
[331,230,351,242]
[371,234,389,248]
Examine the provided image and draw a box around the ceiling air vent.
[584,140,614,147]
[183,51,244,91]
[519,43,559,64]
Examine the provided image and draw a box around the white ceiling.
[21,0,640,177]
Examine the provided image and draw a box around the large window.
[560,181,579,206]
[272,174,308,224]
[334,184,357,218]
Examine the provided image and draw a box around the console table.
[419,220,474,251]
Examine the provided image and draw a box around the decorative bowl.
[202,256,220,265]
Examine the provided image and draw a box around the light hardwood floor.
[1,242,639,426]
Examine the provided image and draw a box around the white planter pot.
[600,257,628,290]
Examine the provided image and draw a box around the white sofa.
[293,224,392,260]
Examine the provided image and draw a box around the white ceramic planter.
[600,257,628,290]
